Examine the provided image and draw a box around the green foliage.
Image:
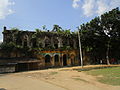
[79,7,120,63]
[0,42,16,52]
[42,25,47,30]
[0,42,34,57]
[52,24,63,32]
[11,27,19,31]
[60,46,72,50]
[45,45,55,50]
[32,29,43,38]
[86,67,120,86]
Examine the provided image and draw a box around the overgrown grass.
[85,67,120,86]
[73,66,119,72]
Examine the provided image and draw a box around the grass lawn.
[85,67,120,86]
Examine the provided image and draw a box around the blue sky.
[0,0,120,42]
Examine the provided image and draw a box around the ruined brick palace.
[0,27,81,73]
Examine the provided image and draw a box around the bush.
[0,42,16,52]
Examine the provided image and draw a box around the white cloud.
[0,39,3,43]
[0,0,15,19]
[110,0,120,9]
[72,0,80,8]
[96,0,120,15]
[96,0,109,15]
[72,0,120,17]
[82,0,95,17]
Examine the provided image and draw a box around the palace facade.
[0,27,81,73]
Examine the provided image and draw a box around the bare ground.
[0,65,120,90]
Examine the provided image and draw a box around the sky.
[0,0,120,42]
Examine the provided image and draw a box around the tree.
[52,24,63,33]
[79,7,120,64]
[42,25,47,30]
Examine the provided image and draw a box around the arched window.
[45,39,50,47]
[54,39,59,49]
[23,35,28,47]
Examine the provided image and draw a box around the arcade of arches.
[42,50,79,67]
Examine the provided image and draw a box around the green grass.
[86,67,120,86]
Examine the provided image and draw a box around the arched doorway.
[63,54,67,66]
[45,55,51,67]
[71,54,75,65]
[54,55,59,66]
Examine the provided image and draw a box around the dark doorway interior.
[45,55,51,63]
[16,63,39,72]
[29,63,38,70]
[55,55,59,62]
[54,55,59,66]
[16,63,28,72]
[63,54,67,66]
[45,55,51,67]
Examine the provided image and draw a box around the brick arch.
[45,54,52,68]
[53,38,59,49]
[45,54,51,63]
[21,34,29,47]
[44,53,52,57]
[70,54,75,65]
[44,38,51,47]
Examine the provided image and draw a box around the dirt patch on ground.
[0,65,120,90]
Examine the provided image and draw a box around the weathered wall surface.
[37,50,80,67]
[0,66,15,73]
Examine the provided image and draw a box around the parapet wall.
[0,66,16,73]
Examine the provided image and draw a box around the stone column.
[58,38,63,47]
[51,37,54,48]
[73,40,77,49]
[51,54,54,67]
[60,54,63,66]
